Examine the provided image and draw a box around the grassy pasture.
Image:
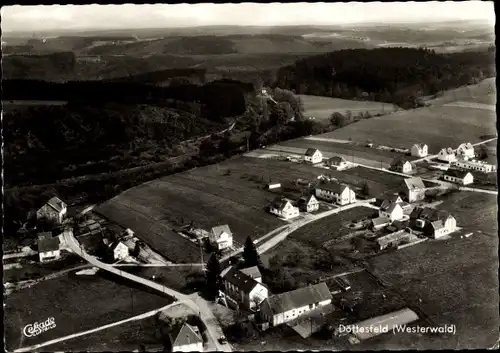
[299,94,397,120]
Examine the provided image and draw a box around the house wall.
[173,342,203,352]
[411,146,428,157]
[402,163,412,173]
[407,189,425,203]
[248,284,269,310]
[114,245,129,260]
[270,298,332,326]
[37,205,63,224]
[39,249,61,262]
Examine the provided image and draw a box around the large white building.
[456,142,475,160]
[437,148,457,163]
[170,323,203,352]
[220,266,268,310]
[454,160,496,173]
[443,170,474,185]
[315,181,356,205]
[269,197,300,219]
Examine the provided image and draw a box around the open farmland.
[424,77,496,106]
[4,271,174,352]
[299,94,397,120]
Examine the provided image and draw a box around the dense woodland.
[274,47,495,108]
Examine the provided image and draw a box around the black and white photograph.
[2,1,498,351]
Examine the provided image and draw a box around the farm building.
[409,207,457,238]
[437,148,457,163]
[110,241,129,260]
[376,230,412,250]
[371,217,391,230]
[266,182,282,190]
[304,148,323,164]
[297,194,319,213]
[390,158,412,174]
[443,170,474,185]
[341,308,419,341]
[240,266,262,282]
[170,323,203,352]
[386,220,408,233]
[315,181,356,205]
[411,143,428,157]
[456,142,475,160]
[36,196,67,225]
[379,201,404,222]
[38,236,61,263]
[402,177,426,203]
[220,266,268,310]
[454,160,496,173]
[259,282,332,327]
[326,156,348,170]
[209,225,233,251]
[269,197,300,220]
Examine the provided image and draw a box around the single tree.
[242,236,262,268]
[205,254,222,300]
[329,112,348,127]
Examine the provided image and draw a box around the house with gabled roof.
[411,143,428,157]
[304,148,323,164]
[259,282,332,327]
[269,197,300,219]
[402,177,426,203]
[38,236,61,263]
[220,266,268,310]
[209,225,233,251]
[326,156,348,170]
[443,169,473,185]
[110,241,129,261]
[170,323,203,352]
[370,216,391,230]
[409,207,457,238]
[437,148,457,163]
[390,158,412,174]
[456,142,475,160]
[297,194,319,213]
[379,202,404,222]
[36,196,67,225]
[315,180,356,205]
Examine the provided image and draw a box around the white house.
[111,241,129,260]
[304,148,323,164]
[297,195,319,213]
[209,225,233,250]
[38,237,61,263]
[315,181,356,205]
[269,197,300,219]
[454,160,496,173]
[411,143,428,157]
[327,156,348,170]
[410,207,457,238]
[456,142,475,160]
[437,148,457,163]
[379,202,404,222]
[170,323,203,352]
[403,177,426,203]
[390,158,413,173]
[36,196,67,225]
[259,282,332,327]
[220,266,268,310]
[443,170,474,185]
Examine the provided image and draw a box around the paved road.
[61,230,232,352]
[110,263,206,268]
[459,186,498,195]
[14,302,181,353]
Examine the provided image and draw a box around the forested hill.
[274,46,495,109]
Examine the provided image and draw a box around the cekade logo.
[23,317,56,337]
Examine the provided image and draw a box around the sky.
[1,2,495,32]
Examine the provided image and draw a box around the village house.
[380,194,412,213]
[36,196,67,225]
[390,158,413,173]
[456,142,475,160]
[370,216,391,230]
[315,181,356,205]
[110,241,129,261]
[38,236,61,263]
[170,323,203,352]
[259,282,332,327]
[269,197,300,220]
[411,143,428,157]
[220,266,268,310]
[297,194,320,213]
[437,148,457,163]
[409,207,457,238]
[443,169,474,185]
[402,177,426,203]
[379,201,404,222]
[304,148,323,164]
[454,160,496,173]
[209,225,233,251]
[326,156,348,170]
[240,266,262,282]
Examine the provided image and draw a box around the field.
[318,79,496,152]
[299,94,397,120]
[4,271,174,351]
[368,191,499,349]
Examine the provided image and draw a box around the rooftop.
[240,266,262,280]
[445,169,472,178]
[263,282,331,315]
[38,237,60,252]
[403,177,425,190]
[221,266,260,294]
[305,148,320,156]
[211,224,232,238]
[316,180,348,194]
[45,196,66,213]
[171,323,202,348]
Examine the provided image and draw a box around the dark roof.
[221,266,259,293]
[328,156,346,165]
[240,266,262,279]
[410,207,451,223]
[37,232,53,240]
[372,217,391,226]
[316,180,348,194]
[298,195,317,205]
[430,220,444,230]
[45,196,66,213]
[172,323,202,348]
[391,157,410,168]
[271,197,292,210]
[387,220,407,232]
[305,148,319,156]
[445,169,472,179]
[38,237,60,252]
[404,177,425,190]
[262,282,332,315]
[413,143,427,149]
